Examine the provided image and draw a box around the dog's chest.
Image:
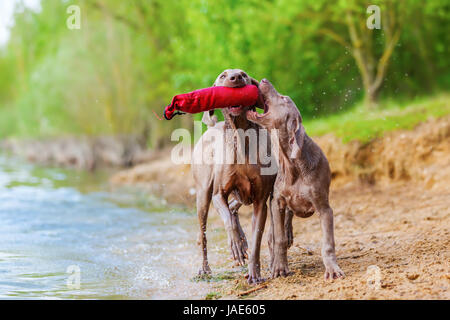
[229,167,261,205]
[280,183,314,216]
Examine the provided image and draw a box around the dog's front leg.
[212,194,247,265]
[228,197,242,215]
[228,197,248,262]
[317,205,345,280]
[196,189,212,275]
[247,200,267,284]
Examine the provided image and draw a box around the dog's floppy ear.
[288,115,305,159]
[201,81,219,127]
[249,77,259,87]
[249,77,264,109]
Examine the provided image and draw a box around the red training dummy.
[163,85,259,120]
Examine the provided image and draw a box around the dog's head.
[247,79,304,158]
[202,69,261,126]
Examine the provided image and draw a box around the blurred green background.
[0,0,448,146]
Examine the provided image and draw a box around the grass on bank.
[1,93,448,145]
[304,94,450,143]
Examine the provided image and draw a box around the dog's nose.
[230,74,243,82]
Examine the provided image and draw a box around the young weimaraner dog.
[192,69,276,284]
[246,79,345,280]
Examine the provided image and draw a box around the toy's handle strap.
[163,104,185,120]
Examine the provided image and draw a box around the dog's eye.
[220,74,226,79]
[242,73,248,78]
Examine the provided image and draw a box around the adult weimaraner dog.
[246,79,345,280]
[192,69,276,284]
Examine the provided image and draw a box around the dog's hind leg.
[197,187,213,275]
[268,194,275,269]
[285,210,294,249]
[247,200,268,284]
[270,197,290,278]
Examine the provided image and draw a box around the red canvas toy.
[163,85,259,120]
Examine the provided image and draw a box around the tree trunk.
[344,8,401,109]
[364,86,379,109]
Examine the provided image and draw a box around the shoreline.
[110,115,450,208]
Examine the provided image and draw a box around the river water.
[0,154,228,299]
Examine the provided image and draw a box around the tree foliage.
[0,0,448,145]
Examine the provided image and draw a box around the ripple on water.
[0,154,228,299]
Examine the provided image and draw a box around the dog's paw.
[245,264,265,285]
[246,273,266,285]
[271,257,290,278]
[229,233,248,266]
[198,265,212,276]
[324,263,345,281]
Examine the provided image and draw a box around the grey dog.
[246,79,344,280]
[191,69,276,284]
